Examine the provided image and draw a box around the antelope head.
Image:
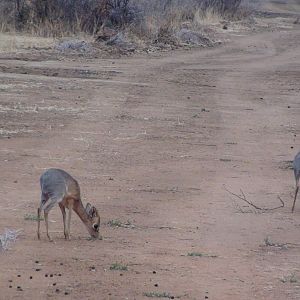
[85,203,100,238]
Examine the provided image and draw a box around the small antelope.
[37,168,100,241]
[292,152,300,212]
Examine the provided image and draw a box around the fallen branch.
[223,185,284,212]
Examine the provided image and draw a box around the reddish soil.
[0,3,300,300]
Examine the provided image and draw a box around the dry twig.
[223,185,284,213]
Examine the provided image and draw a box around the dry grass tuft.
[0,228,22,252]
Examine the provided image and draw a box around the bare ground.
[0,3,300,300]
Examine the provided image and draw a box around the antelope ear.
[85,203,92,214]
[90,206,98,218]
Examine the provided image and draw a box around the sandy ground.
[0,2,300,300]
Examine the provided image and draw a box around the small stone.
[45,274,48,277]
[30,276,33,279]
[50,274,53,277]
[120,273,123,276]
[9,285,12,288]
[35,269,41,272]
[60,262,64,266]
[53,283,57,286]
[153,271,156,274]
[56,288,60,293]
[8,280,13,282]
[58,274,62,277]
[17,275,21,277]
[154,284,158,287]
[223,25,228,30]
[35,260,39,264]
[65,291,69,295]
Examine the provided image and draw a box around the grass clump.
[110,262,128,271]
[143,292,175,298]
[24,213,43,221]
[187,252,217,258]
[107,219,134,228]
[107,219,123,227]
[280,273,298,283]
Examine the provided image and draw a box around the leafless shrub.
[106,0,140,27]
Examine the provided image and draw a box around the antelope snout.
[91,231,99,239]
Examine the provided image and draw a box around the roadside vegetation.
[0,0,250,51]
[0,1,245,35]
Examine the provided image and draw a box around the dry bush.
[200,0,242,14]
[129,0,246,42]
[0,0,245,38]
[0,0,111,36]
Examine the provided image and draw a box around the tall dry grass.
[0,0,247,38]
[129,0,246,41]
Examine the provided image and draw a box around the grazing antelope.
[37,168,100,241]
[292,152,300,212]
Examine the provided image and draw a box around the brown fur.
[37,169,100,241]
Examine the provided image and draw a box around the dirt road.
[0,6,300,300]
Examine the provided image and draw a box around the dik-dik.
[37,168,100,241]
